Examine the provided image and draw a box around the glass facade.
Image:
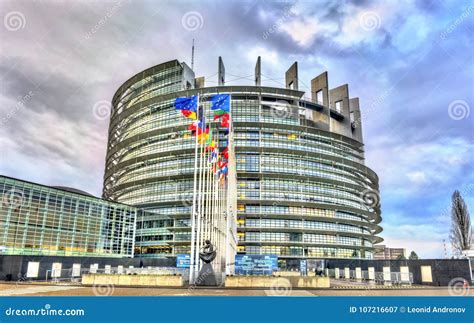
[0,176,137,258]
[104,60,383,260]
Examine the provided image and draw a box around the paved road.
[1,283,472,296]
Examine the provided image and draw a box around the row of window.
[0,179,136,257]
[242,232,369,246]
[243,219,370,234]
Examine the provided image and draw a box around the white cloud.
[406,171,428,185]
[368,136,474,194]
[280,17,321,47]
[245,46,279,65]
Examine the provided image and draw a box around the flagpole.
[189,94,199,285]
[194,105,206,282]
[225,93,236,275]
[195,136,202,282]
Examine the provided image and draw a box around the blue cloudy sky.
[1,0,473,258]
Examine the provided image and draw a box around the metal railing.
[23,266,189,284]
[326,268,413,285]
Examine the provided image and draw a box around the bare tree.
[450,190,472,256]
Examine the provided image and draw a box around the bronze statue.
[199,239,216,263]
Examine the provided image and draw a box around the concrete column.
[335,268,340,278]
[218,57,225,86]
[285,62,298,90]
[311,71,329,106]
[344,267,350,280]
[349,97,364,143]
[255,56,261,86]
[195,76,205,88]
[383,266,391,285]
[400,266,410,284]
[368,267,375,280]
[355,267,362,281]
[329,84,352,137]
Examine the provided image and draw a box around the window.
[335,100,342,113]
[316,90,323,105]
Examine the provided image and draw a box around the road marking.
[264,290,314,296]
[0,285,82,296]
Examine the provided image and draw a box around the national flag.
[222,147,229,160]
[181,110,197,119]
[218,160,228,169]
[205,129,213,146]
[213,109,228,116]
[175,96,198,119]
[189,121,207,136]
[198,127,209,144]
[210,94,230,112]
[220,114,230,128]
[210,148,219,163]
[213,112,229,120]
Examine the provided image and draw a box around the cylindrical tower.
[103,59,383,261]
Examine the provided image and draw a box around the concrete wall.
[311,72,329,107]
[326,258,472,286]
[255,56,261,86]
[225,276,330,288]
[349,97,363,143]
[329,84,352,137]
[82,274,183,287]
[285,62,298,90]
[218,56,225,86]
[0,255,176,281]
[195,76,205,88]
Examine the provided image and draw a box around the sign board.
[52,263,62,278]
[300,260,307,276]
[72,264,81,277]
[26,262,40,278]
[235,255,278,275]
[176,254,191,268]
[90,263,99,274]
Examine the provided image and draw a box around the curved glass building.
[103,58,383,263]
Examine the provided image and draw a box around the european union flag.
[174,96,198,112]
[210,94,230,112]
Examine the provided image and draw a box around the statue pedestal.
[196,263,217,286]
